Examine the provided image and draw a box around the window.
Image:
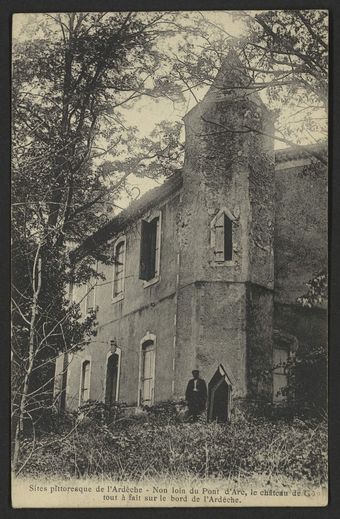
[85,262,98,313]
[112,238,126,299]
[273,348,289,402]
[210,208,235,262]
[139,214,161,282]
[85,283,95,312]
[140,340,155,406]
[105,353,120,407]
[80,360,91,404]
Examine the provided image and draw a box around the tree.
[11,11,186,471]
[168,10,327,160]
[276,271,328,416]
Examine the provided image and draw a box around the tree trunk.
[13,248,42,473]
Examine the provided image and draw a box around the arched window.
[105,353,120,407]
[210,208,236,263]
[140,339,156,406]
[112,237,126,299]
[80,360,91,404]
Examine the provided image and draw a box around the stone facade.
[54,54,327,413]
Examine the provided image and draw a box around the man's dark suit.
[185,377,207,420]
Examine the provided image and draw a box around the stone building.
[54,53,327,418]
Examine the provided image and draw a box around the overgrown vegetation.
[17,402,327,485]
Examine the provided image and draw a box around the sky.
[12,11,327,211]
[12,11,248,208]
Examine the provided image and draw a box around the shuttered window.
[139,216,159,281]
[113,239,125,297]
[214,213,233,262]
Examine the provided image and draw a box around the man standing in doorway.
[185,370,207,422]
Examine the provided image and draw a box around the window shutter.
[214,214,225,262]
[148,218,158,279]
[140,220,151,280]
[139,218,158,281]
[224,214,233,261]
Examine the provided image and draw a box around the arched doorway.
[207,364,233,422]
[105,353,119,407]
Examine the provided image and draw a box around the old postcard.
[11,9,328,508]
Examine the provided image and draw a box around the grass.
[16,404,328,486]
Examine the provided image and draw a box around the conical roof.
[204,49,267,106]
[205,49,250,101]
[184,49,268,122]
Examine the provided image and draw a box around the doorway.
[207,364,232,422]
[105,353,119,407]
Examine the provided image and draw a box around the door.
[207,365,232,422]
[105,353,119,407]
[210,380,229,422]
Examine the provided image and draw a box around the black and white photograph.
[11,9,328,507]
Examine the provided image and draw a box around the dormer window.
[139,212,161,283]
[210,208,236,263]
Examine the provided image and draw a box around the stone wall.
[274,160,327,305]
[62,192,181,409]
[58,56,327,412]
[175,282,247,399]
[175,59,275,402]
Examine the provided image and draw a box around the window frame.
[210,207,237,265]
[138,332,156,406]
[139,210,162,288]
[103,348,122,405]
[112,235,126,303]
[79,357,92,406]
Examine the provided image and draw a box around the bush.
[17,406,327,484]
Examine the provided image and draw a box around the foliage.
[17,409,327,484]
[297,270,328,308]
[281,270,329,415]
[288,343,327,414]
[11,12,187,470]
[78,400,128,424]
[171,10,327,150]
